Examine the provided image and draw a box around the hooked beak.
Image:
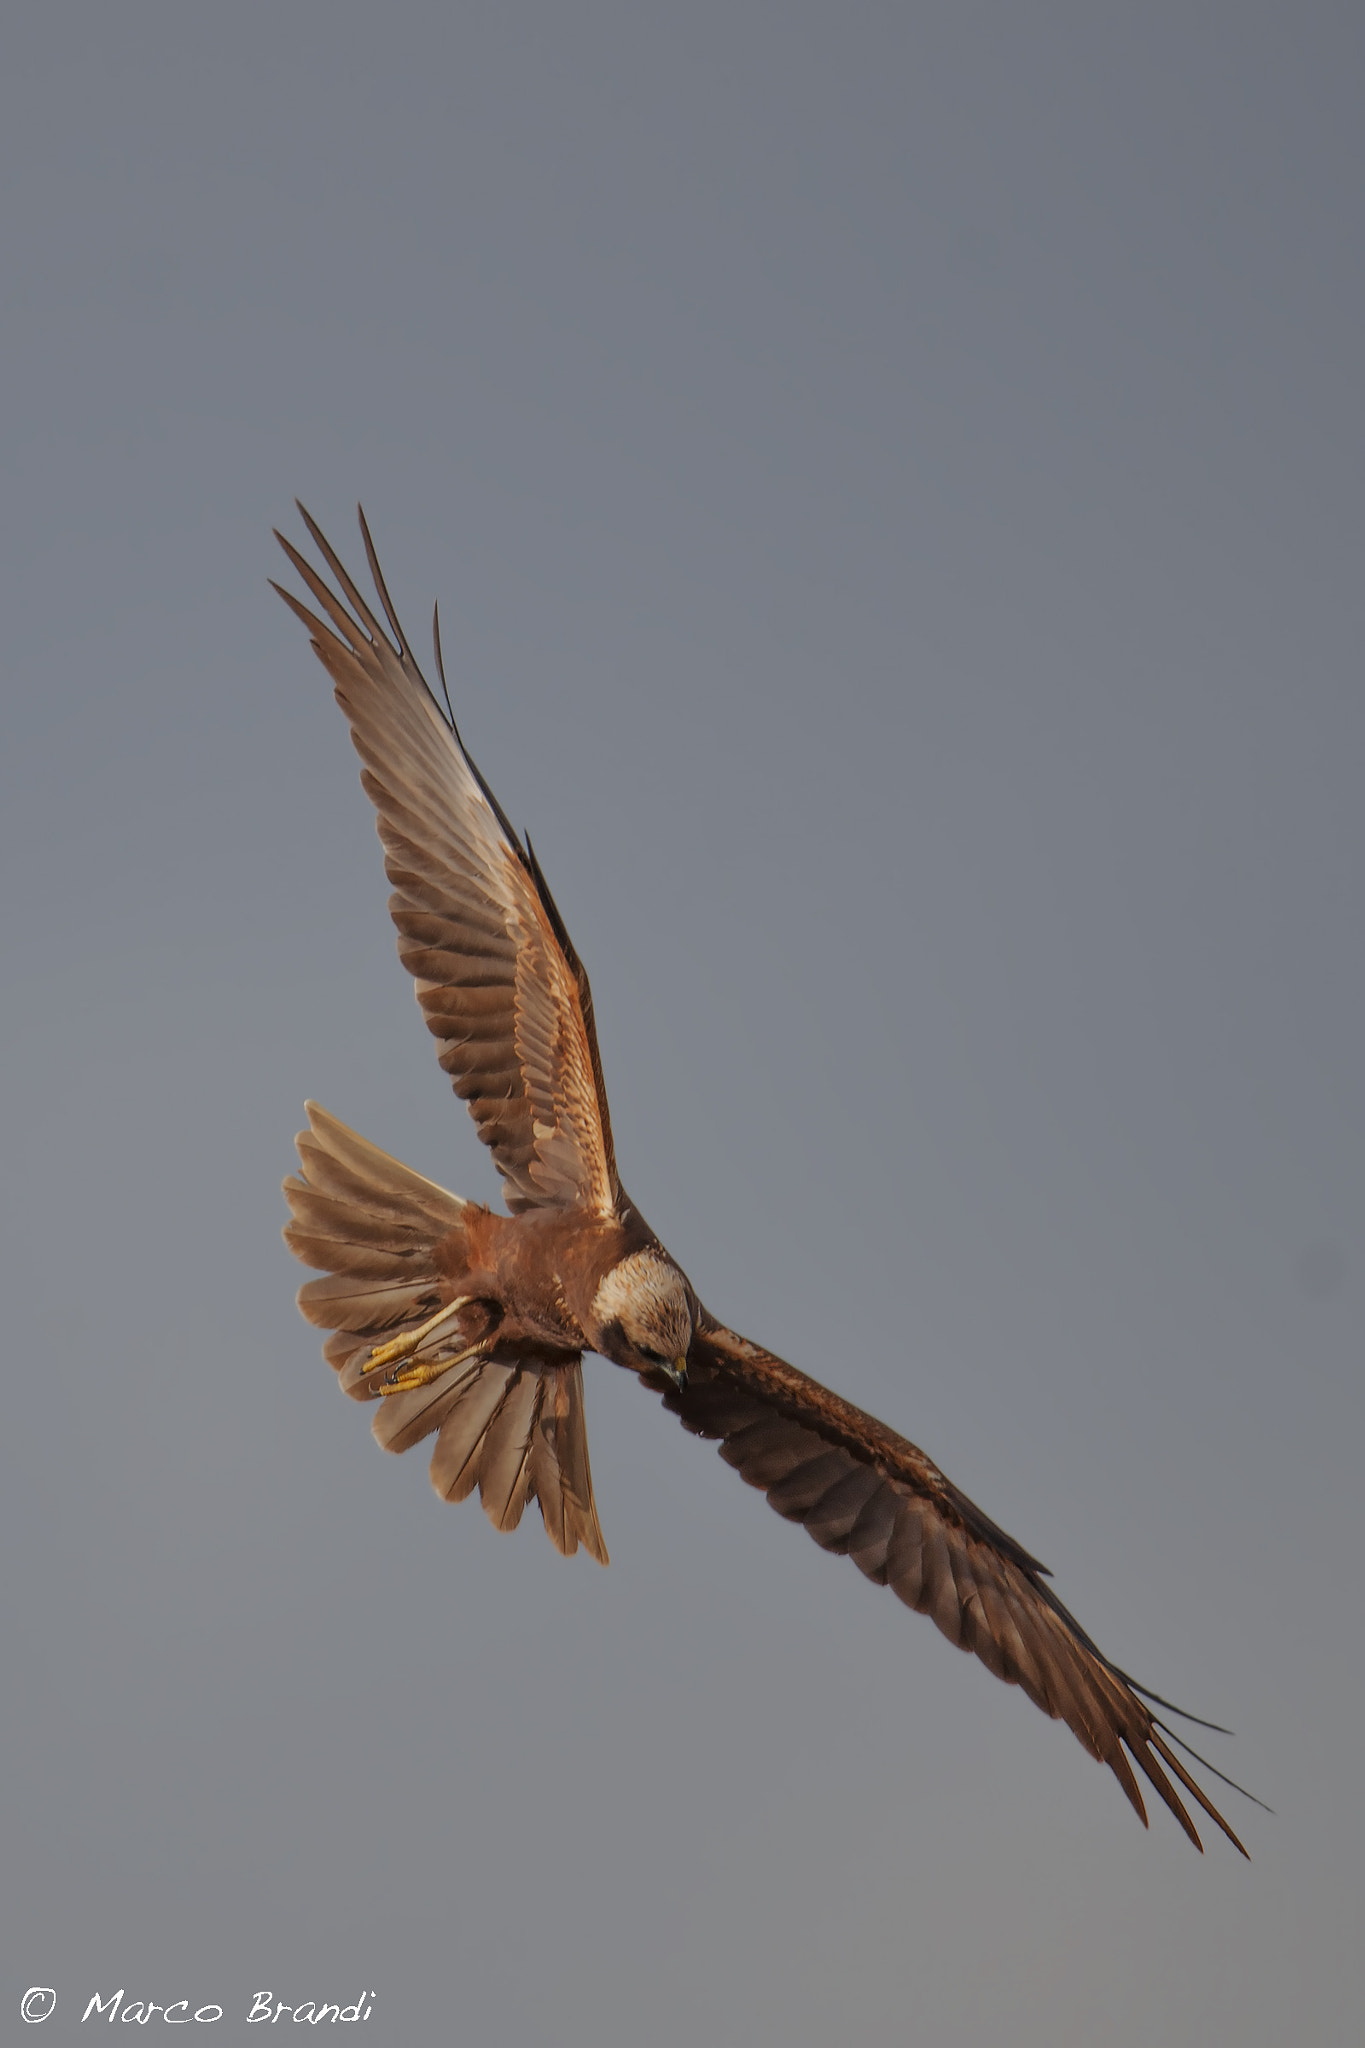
[669,1354,689,1391]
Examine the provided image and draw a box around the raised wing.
[658,1315,1249,1854]
[274,507,619,1215]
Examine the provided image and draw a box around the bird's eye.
[639,1346,668,1367]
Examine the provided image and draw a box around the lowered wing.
[653,1313,1249,1854]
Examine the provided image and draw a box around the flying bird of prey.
[276,506,1250,1855]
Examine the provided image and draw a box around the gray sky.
[3,5,1362,2042]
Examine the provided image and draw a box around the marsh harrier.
[277,507,1250,1855]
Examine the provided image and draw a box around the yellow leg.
[364,1295,472,1374]
[374,1336,490,1397]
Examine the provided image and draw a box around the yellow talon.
[364,1295,472,1374]
[375,1337,489,1397]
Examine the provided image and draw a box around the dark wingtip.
[432,600,457,730]
[1149,1718,1273,1819]
[1124,1676,1235,1737]
[355,502,412,661]
[269,577,328,644]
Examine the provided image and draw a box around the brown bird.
[276,506,1252,1856]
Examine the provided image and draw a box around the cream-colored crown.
[591,1249,692,1359]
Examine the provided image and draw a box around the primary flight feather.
[277,505,1251,1855]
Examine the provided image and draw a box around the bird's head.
[591,1249,694,1387]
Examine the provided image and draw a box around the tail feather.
[477,1367,543,1530]
[530,1363,606,1559]
[284,1103,608,1562]
[293,1106,471,1230]
[429,1360,522,1503]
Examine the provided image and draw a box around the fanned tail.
[283,1103,607,1562]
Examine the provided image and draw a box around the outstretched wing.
[274,506,619,1216]
[657,1314,1248,1855]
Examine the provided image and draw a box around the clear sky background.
[2,6,1362,2043]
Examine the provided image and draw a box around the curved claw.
[375,1337,489,1397]
[364,1296,472,1376]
